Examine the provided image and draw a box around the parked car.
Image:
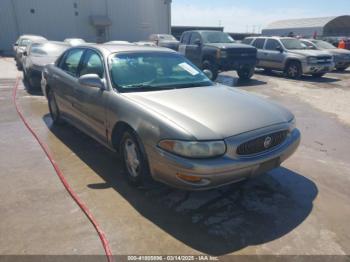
[300,39,350,71]
[104,41,134,45]
[243,36,334,78]
[179,31,257,80]
[22,41,69,90]
[42,44,300,190]
[13,35,47,70]
[134,41,157,47]
[64,38,86,46]
[149,34,179,51]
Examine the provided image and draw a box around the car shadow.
[43,115,318,256]
[22,79,43,96]
[255,69,340,83]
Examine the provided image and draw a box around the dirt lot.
[1,57,350,257]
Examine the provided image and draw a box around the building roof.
[265,16,337,30]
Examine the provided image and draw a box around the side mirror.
[14,43,18,47]
[194,39,202,46]
[78,74,105,90]
[23,51,28,56]
[276,46,284,53]
[203,69,213,80]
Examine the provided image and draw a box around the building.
[0,0,172,54]
[171,26,224,40]
[262,15,350,38]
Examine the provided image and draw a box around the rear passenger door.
[74,49,107,144]
[264,39,285,69]
[252,38,266,67]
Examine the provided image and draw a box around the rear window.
[252,38,266,49]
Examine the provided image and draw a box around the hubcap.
[124,138,140,178]
[288,65,298,77]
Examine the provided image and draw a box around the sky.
[172,0,350,33]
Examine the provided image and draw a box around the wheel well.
[111,122,134,152]
[285,59,301,70]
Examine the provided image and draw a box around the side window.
[189,33,201,45]
[181,33,190,44]
[252,38,266,49]
[265,39,280,51]
[60,49,84,76]
[79,50,104,78]
[242,38,253,45]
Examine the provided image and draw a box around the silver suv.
[243,37,335,78]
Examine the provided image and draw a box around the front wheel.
[121,130,150,186]
[237,67,254,80]
[285,61,302,79]
[47,89,63,125]
[202,60,218,81]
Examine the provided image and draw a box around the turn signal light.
[176,173,202,183]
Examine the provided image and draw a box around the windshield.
[159,35,177,41]
[20,39,32,47]
[31,43,69,57]
[201,32,234,44]
[312,40,336,49]
[280,39,306,50]
[109,52,213,92]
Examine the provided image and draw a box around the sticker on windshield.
[179,62,200,76]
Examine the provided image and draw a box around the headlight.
[217,49,228,59]
[158,140,226,158]
[289,118,296,131]
[307,56,318,64]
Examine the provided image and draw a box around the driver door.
[185,32,202,67]
[73,49,108,144]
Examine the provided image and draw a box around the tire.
[285,61,302,79]
[237,66,254,80]
[312,73,326,78]
[202,60,218,81]
[47,89,63,125]
[121,130,150,186]
[23,70,33,91]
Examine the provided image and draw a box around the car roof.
[72,44,177,56]
[19,35,47,41]
[183,30,224,34]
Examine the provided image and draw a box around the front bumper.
[218,57,257,71]
[302,62,335,74]
[146,128,301,191]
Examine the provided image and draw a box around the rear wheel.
[285,61,302,79]
[47,89,63,125]
[121,130,150,186]
[237,66,254,80]
[202,60,218,81]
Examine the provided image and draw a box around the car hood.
[205,43,256,50]
[325,48,350,55]
[122,85,293,140]
[288,49,332,57]
[31,56,57,67]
